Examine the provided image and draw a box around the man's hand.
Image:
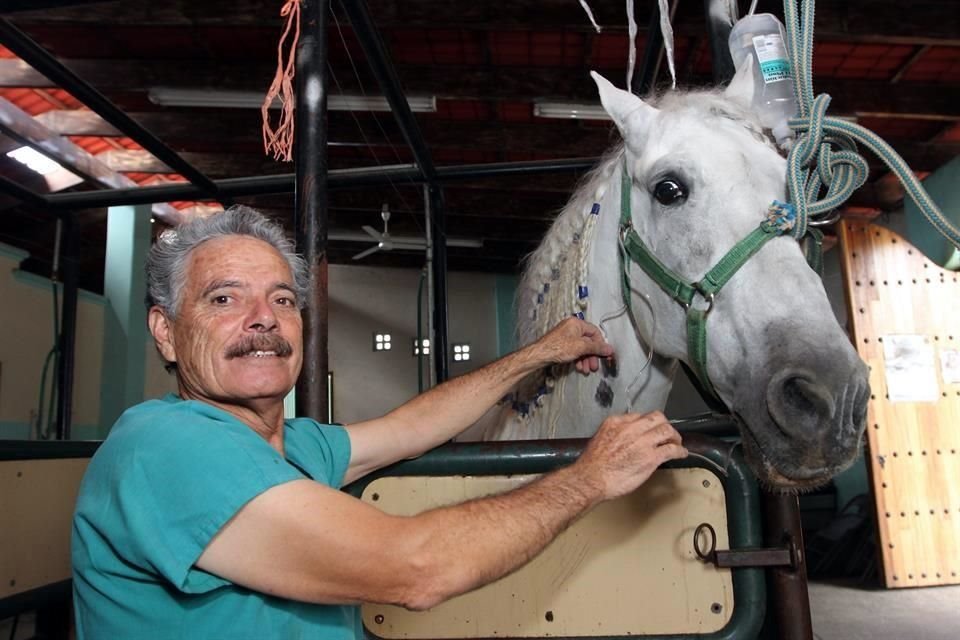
[575,411,688,500]
[530,317,615,375]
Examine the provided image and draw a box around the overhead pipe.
[0,18,219,196]
[0,174,52,210]
[338,0,438,184]
[293,0,330,422]
[45,156,598,214]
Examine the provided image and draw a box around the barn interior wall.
[0,238,870,510]
[328,263,500,424]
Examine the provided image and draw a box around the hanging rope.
[261,0,301,162]
[780,0,960,252]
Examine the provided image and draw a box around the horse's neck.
[495,173,677,441]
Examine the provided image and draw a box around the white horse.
[481,65,869,492]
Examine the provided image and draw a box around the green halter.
[617,159,822,404]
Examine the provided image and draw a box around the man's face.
[149,235,303,408]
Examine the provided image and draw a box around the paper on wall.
[940,349,960,385]
[882,334,939,403]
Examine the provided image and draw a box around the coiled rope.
[780,0,960,252]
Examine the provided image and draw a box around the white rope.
[577,0,603,32]
[657,0,678,89]
[626,0,638,90]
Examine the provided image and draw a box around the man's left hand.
[532,317,615,375]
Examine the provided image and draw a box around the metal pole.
[762,491,814,639]
[0,174,50,209]
[44,158,601,210]
[54,213,78,440]
[293,0,329,422]
[0,19,218,195]
[339,0,437,183]
[429,184,449,383]
[423,185,436,388]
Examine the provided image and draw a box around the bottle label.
[752,34,792,83]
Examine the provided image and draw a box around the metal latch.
[694,522,798,569]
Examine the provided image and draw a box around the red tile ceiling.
[489,31,586,67]
[902,46,960,83]
[390,29,484,66]
[814,42,915,80]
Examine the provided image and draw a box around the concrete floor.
[810,579,960,640]
[4,582,960,638]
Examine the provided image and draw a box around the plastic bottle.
[728,13,797,149]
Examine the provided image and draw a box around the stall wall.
[0,244,105,439]
[328,264,499,424]
[0,245,502,437]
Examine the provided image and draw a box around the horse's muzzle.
[763,365,870,479]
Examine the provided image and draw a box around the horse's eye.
[653,179,687,206]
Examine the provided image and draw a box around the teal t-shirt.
[72,394,359,640]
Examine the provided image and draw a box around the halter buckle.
[686,285,715,317]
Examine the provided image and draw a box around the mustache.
[225,334,294,359]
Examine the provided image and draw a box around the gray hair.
[145,205,309,318]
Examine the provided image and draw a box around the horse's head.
[591,69,869,492]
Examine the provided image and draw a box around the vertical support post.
[428,184,449,384]
[294,0,330,422]
[54,213,78,440]
[100,204,150,434]
[762,491,814,640]
[423,185,436,388]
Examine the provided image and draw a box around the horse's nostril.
[767,371,836,439]
[783,376,834,417]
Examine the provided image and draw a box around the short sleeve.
[283,419,352,488]
[97,400,304,594]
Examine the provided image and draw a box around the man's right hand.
[576,411,688,501]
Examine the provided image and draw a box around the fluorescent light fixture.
[148,88,437,113]
[533,102,610,121]
[6,146,66,175]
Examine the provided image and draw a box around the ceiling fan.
[351,204,426,260]
[332,204,484,261]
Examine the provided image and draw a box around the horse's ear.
[723,55,756,107]
[590,71,656,138]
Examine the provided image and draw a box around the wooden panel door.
[839,221,960,588]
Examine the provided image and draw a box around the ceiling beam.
[7,0,959,43]
[0,97,182,221]
[29,107,958,175]
[4,59,956,120]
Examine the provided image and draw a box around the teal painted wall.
[905,155,960,269]
[495,274,518,357]
[99,205,152,435]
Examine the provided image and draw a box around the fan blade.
[352,245,381,260]
[391,242,425,250]
[361,225,382,241]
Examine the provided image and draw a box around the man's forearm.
[344,318,612,483]
[395,461,602,610]
[344,343,546,482]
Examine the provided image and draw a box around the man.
[72,206,687,639]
